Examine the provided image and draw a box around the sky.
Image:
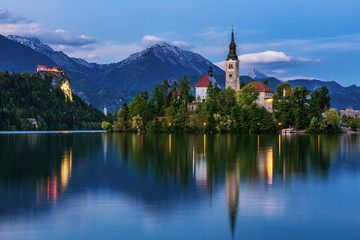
[0,0,360,86]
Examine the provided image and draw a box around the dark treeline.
[0,71,111,130]
[103,75,345,134]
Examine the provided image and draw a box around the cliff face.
[35,71,73,101]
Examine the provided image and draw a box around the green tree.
[128,91,150,124]
[236,85,259,107]
[349,118,359,131]
[275,82,292,98]
[291,87,310,129]
[320,109,341,133]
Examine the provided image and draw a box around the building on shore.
[194,65,219,102]
[246,81,275,112]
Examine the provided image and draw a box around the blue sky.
[0,0,359,86]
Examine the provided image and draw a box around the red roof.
[37,65,47,68]
[194,74,210,87]
[171,88,180,96]
[247,81,274,93]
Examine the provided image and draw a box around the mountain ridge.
[2,34,360,111]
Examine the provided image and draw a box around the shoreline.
[0,130,106,135]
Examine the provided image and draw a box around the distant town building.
[340,109,360,118]
[194,65,219,102]
[246,81,275,112]
[103,107,108,116]
[36,65,64,74]
[225,28,240,91]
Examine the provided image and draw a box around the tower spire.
[227,27,238,61]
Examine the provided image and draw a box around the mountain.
[101,43,224,90]
[246,69,268,80]
[3,34,360,111]
[0,35,57,74]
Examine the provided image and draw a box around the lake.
[0,133,359,239]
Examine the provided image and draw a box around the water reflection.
[0,133,359,239]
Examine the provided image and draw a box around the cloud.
[141,35,166,47]
[239,51,291,63]
[0,7,96,47]
[280,76,323,81]
[0,7,27,24]
[215,51,320,74]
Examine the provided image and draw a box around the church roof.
[247,81,274,93]
[194,74,218,88]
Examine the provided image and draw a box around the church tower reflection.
[225,161,240,237]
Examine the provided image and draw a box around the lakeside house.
[246,81,274,112]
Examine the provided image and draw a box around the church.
[194,28,274,112]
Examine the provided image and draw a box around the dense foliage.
[104,75,279,134]
[0,71,110,130]
[104,76,345,134]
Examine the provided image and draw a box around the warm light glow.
[60,80,73,102]
[169,134,172,153]
[61,149,72,191]
[278,134,281,156]
[278,122,282,126]
[204,134,206,156]
[266,98,273,103]
[257,122,260,125]
[266,148,273,185]
[168,122,172,126]
[203,122,206,126]
[192,101,195,103]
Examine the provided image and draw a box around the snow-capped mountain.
[246,69,268,80]
[6,35,114,77]
[102,42,224,90]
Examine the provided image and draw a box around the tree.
[349,118,359,131]
[240,81,246,89]
[310,86,331,118]
[291,87,310,129]
[128,91,150,124]
[320,109,341,133]
[263,79,269,86]
[179,75,191,104]
[113,103,129,132]
[275,82,292,98]
[236,85,259,107]
[150,82,169,117]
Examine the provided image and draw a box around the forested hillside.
[0,71,110,130]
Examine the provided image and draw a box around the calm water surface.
[0,133,359,239]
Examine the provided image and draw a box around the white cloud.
[141,35,166,47]
[280,76,323,81]
[239,51,291,63]
[215,51,319,72]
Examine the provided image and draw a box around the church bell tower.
[225,28,240,91]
